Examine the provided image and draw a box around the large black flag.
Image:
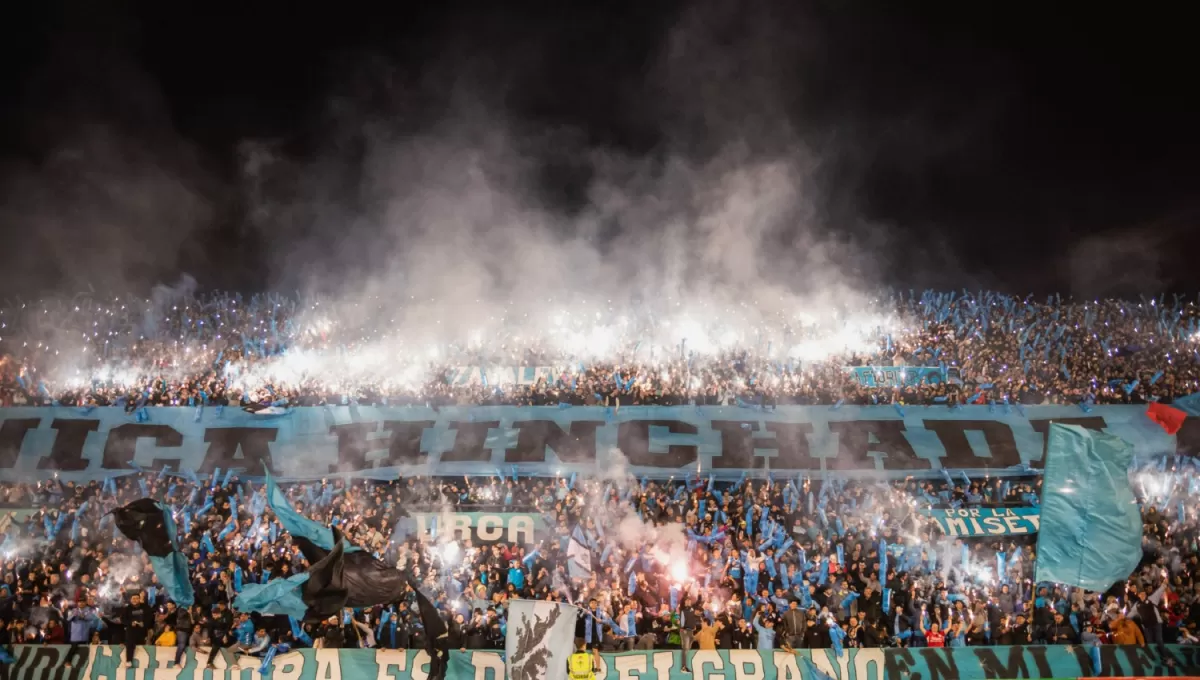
[292,533,410,609]
[271,501,440,636]
[111,498,195,606]
[233,530,348,621]
[412,580,448,652]
[112,498,173,556]
[299,533,348,620]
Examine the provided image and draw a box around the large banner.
[0,644,1195,680]
[845,366,947,388]
[0,404,1194,482]
[443,367,558,387]
[0,508,38,534]
[918,507,1041,537]
[410,512,544,544]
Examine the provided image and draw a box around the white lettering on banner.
[692,651,724,680]
[151,647,183,680]
[853,649,886,680]
[316,649,342,680]
[939,508,1027,518]
[130,647,152,680]
[477,515,504,541]
[731,650,765,680]
[2,644,1197,680]
[650,652,673,680]
[411,650,432,680]
[946,517,969,535]
[470,651,504,680]
[375,649,409,680]
[447,367,558,386]
[452,515,472,538]
[413,513,538,544]
[79,641,101,680]
[509,516,534,544]
[275,651,306,680]
[1002,516,1026,534]
[774,653,802,680]
[611,653,647,680]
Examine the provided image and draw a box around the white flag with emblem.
[506,599,581,680]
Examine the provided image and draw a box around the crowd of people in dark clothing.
[0,458,1195,663]
[1,287,1197,666]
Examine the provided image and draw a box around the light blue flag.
[233,572,312,620]
[128,501,194,607]
[1172,391,1200,417]
[1034,423,1142,591]
[801,656,837,680]
[266,472,359,553]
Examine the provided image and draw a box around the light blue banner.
[0,404,1188,481]
[844,366,947,387]
[1,644,1195,680]
[917,507,1041,537]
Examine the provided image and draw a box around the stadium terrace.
[0,290,1197,678]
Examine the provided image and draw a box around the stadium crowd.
[0,290,1199,410]
[0,462,1195,660]
[0,288,1198,663]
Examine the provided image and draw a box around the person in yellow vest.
[567,638,600,680]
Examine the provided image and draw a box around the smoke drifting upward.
[212,2,893,363]
[0,0,911,369]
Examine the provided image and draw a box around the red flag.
[1147,402,1187,435]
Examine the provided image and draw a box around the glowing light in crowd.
[670,559,689,583]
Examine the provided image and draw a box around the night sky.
[1,0,1197,299]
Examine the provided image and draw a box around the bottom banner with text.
[1,645,1197,680]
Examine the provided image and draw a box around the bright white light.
[670,560,689,583]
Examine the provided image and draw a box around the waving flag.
[111,499,194,606]
[413,582,447,657]
[234,536,346,620]
[507,600,581,680]
[567,524,593,579]
[266,471,358,553]
[292,527,411,609]
[1147,402,1187,435]
[1035,423,1142,591]
[1171,391,1200,416]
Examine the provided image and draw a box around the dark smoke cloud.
[0,15,217,296]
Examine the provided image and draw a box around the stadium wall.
[1,644,1196,680]
[0,405,1193,482]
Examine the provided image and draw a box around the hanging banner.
[0,644,1195,680]
[411,512,545,544]
[0,508,39,535]
[444,366,558,386]
[845,366,947,388]
[917,507,1041,537]
[0,404,1192,482]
